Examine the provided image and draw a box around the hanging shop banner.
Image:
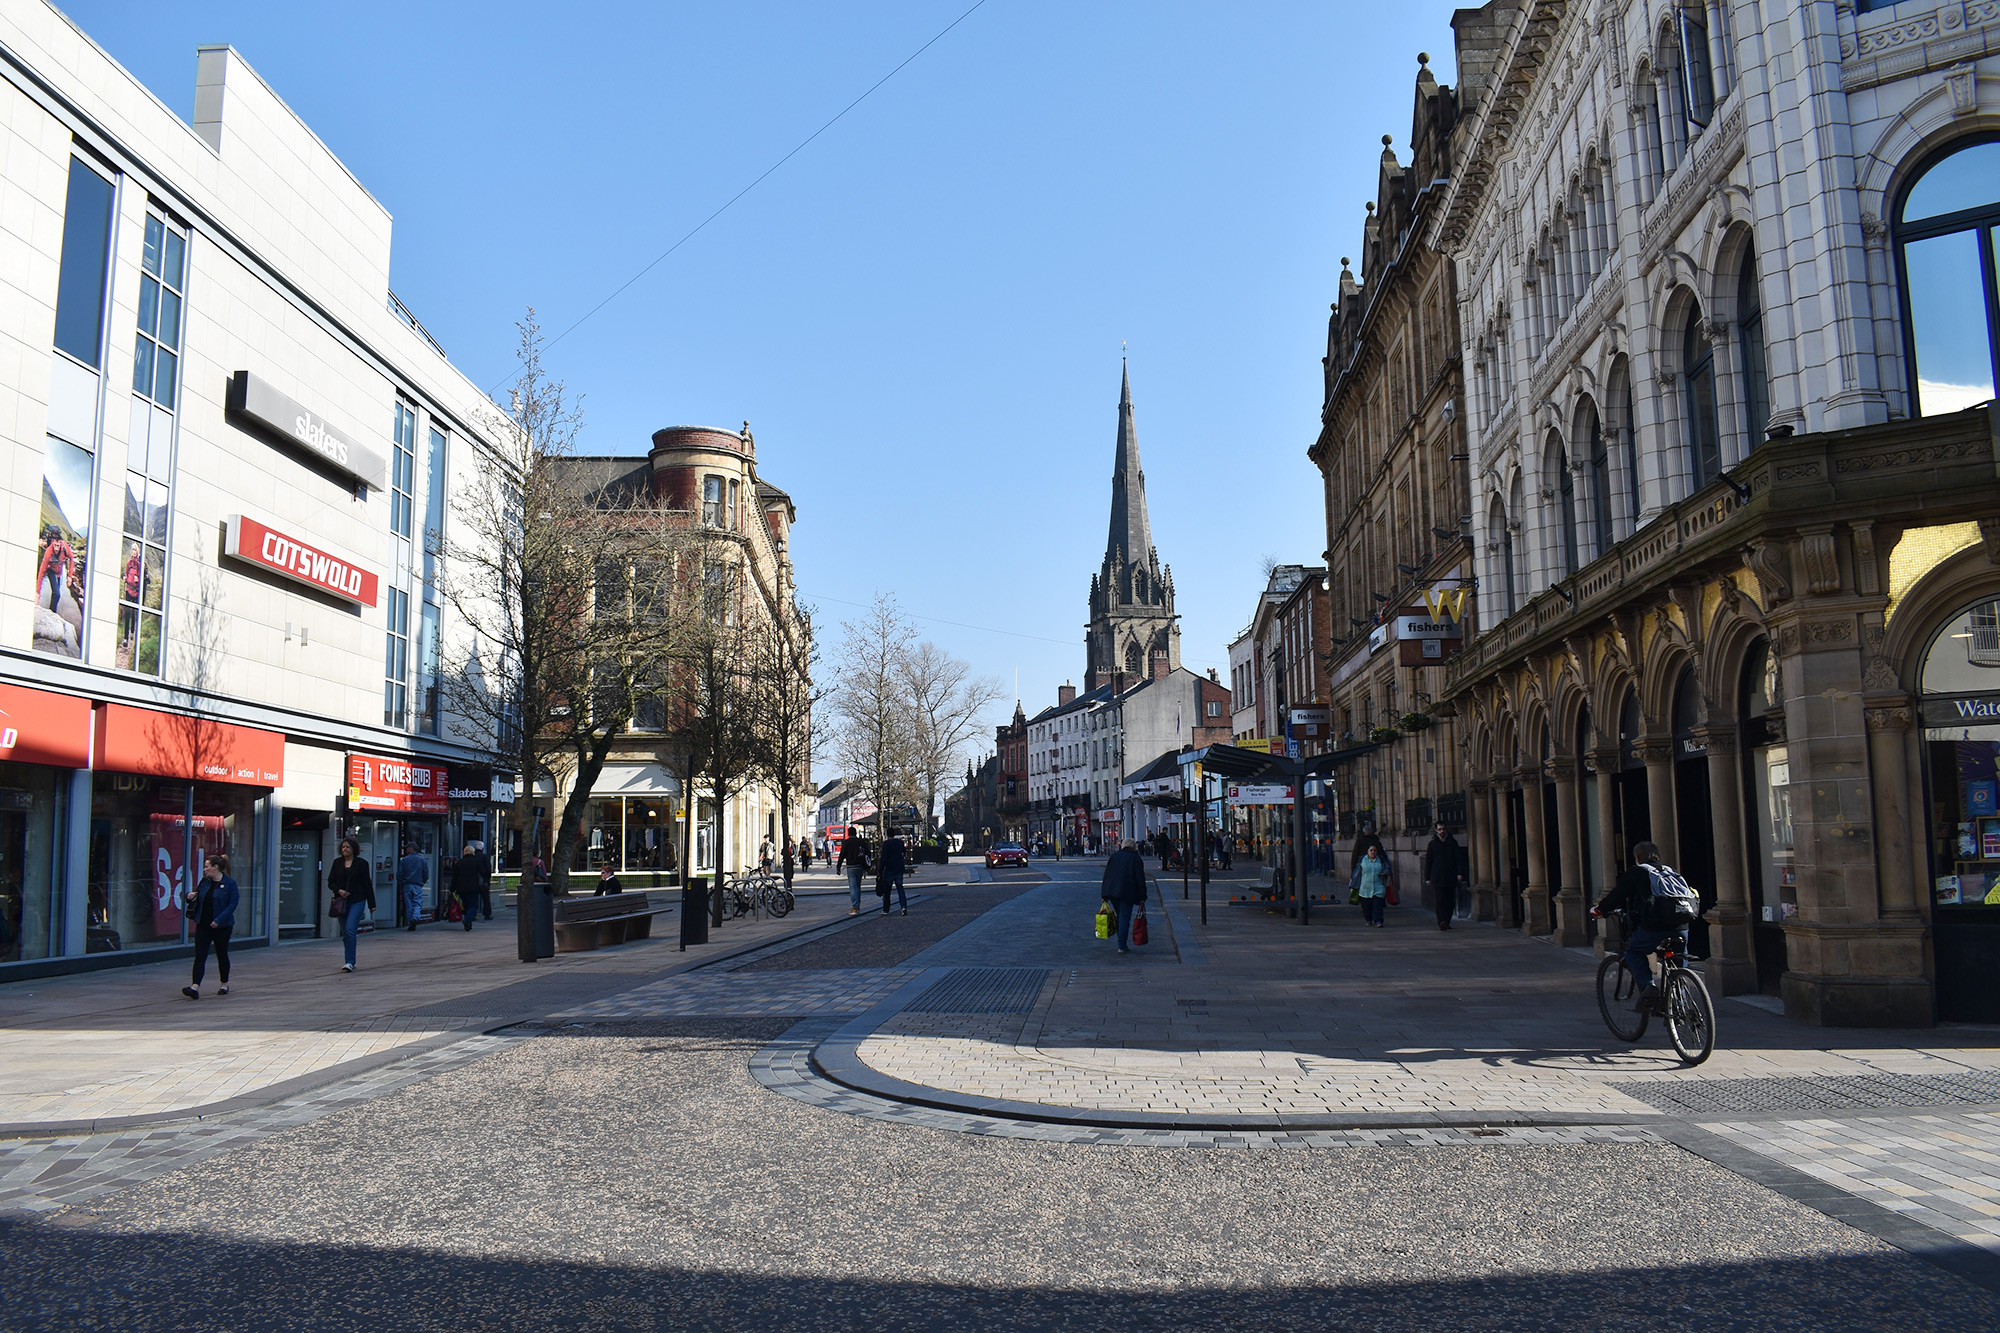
[347,752,449,814]
[1227,784,1294,806]
[0,682,93,768]
[1392,615,1463,640]
[96,704,285,786]
[223,515,379,606]
[1289,709,1330,734]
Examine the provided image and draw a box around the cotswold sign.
[227,371,389,490]
[224,515,380,606]
[1924,695,2000,727]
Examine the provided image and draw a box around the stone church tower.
[1085,362,1178,691]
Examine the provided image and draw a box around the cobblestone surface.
[11,1019,1997,1332]
[555,968,922,1018]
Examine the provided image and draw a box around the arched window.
[1684,311,1722,489]
[1738,246,1769,446]
[1896,138,2000,415]
[1582,399,1613,559]
[1490,494,1517,616]
[1621,371,1640,525]
[1678,4,1715,129]
[1553,435,1579,576]
[1124,641,1142,674]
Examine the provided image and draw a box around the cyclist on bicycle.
[1590,840,1701,1012]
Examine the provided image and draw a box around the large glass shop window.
[1928,598,2000,910]
[0,762,61,964]
[1897,139,2000,416]
[88,777,258,951]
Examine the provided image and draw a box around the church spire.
[1106,359,1152,570]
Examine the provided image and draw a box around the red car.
[986,842,1027,869]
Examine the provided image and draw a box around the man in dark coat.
[1422,822,1469,930]
[1100,843,1149,954]
[877,834,909,915]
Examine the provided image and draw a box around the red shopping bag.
[446,894,464,923]
[1131,911,1149,946]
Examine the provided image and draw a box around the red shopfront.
[89,703,284,954]
[0,683,93,966]
[344,752,448,925]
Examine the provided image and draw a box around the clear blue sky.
[75,0,1460,757]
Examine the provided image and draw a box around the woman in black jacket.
[450,844,484,931]
[327,837,375,971]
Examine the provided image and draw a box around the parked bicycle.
[720,869,794,920]
[1594,912,1716,1065]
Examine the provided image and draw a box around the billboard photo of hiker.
[34,437,91,658]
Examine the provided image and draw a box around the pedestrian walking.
[595,864,622,896]
[397,842,429,930]
[759,836,774,873]
[1423,821,1469,931]
[837,826,871,916]
[797,839,811,874]
[450,843,483,931]
[328,836,375,971]
[471,842,494,920]
[181,853,239,999]
[877,833,908,915]
[781,837,795,888]
[1351,843,1393,927]
[1100,842,1148,954]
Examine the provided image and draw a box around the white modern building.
[1,4,515,977]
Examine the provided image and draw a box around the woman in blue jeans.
[1352,844,1393,927]
[327,836,375,971]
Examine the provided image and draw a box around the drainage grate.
[1612,1069,2000,1116]
[903,968,1048,1014]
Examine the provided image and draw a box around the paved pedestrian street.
[9,859,2000,1330]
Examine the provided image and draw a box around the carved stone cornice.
[1638,741,1675,765]
[1547,756,1579,783]
[1798,524,1842,596]
[1743,538,1793,605]
[1691,725,1737,756]
[1865,704,1914,733]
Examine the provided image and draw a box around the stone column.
[1865,701,1921,919]
[1470,780,1499,922]
[1641,740,1678,864]
[1521,774,1553,936]
[1495,776,1519,929]
[1591,747,1622,959]
[1697,725,1758,995]
[1550,757,1588,946]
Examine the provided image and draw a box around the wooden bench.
[553,891,663,952]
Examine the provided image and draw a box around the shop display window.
[0,762,62,964]
[1924,598,2000,910]
[89,776,257,951]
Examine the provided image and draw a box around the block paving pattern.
[554,968,923,1019]
[0,1034,522,1214]
[0,1016,491,1126]
[1706,1113,2000,1255]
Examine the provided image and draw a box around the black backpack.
[1642,863,1702,927]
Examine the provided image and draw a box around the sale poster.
[148,812,226,937]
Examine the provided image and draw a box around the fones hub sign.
[224,515,380,606]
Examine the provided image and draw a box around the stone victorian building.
[1309,53,1475,888]
[545,425,807,885]
[1086,364,1180,691]
[1428,0,2000,1026]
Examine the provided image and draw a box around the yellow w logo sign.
[1421,587,1467,622]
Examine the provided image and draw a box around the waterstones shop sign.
[1924,695,2000,726]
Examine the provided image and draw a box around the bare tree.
[831,594,917,842]
[747,604,825,885]
[899,640,1002,845]
[437,311,698,959]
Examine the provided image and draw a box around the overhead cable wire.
[490,0,992,395]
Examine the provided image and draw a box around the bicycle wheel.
[1596,955,1649,1042]
[768,886,795,918]
[1664,968,1716,1065]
